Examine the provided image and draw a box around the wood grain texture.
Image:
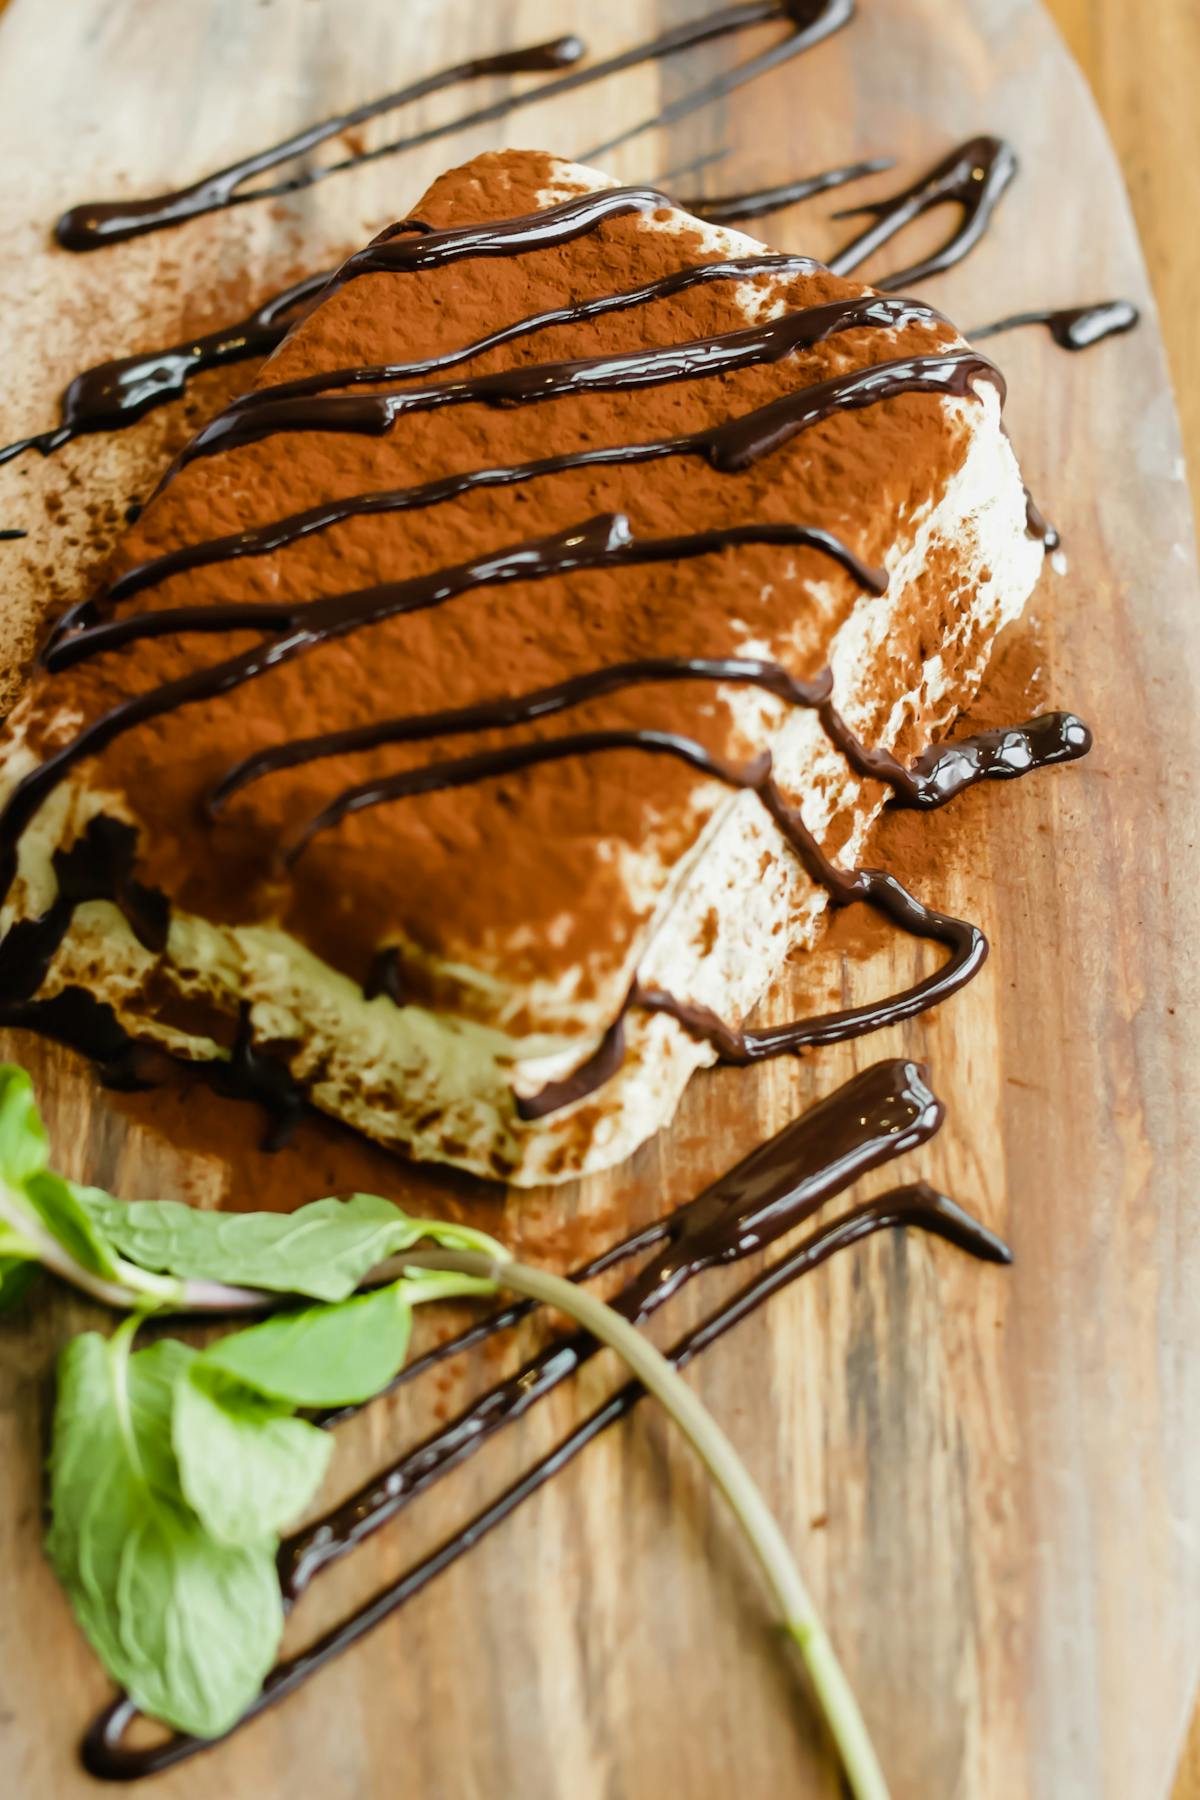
[1037,10,1200,1790]
[1,3,1198,1797]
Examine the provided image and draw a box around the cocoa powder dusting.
[23,150,973,1029]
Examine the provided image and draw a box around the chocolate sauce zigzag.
[275,723,988,1097]
[630,867,984,1056]
[208,658,829,808]
[0,229,812,474]
[971,298,1140,351]
[44,516,882,678]
[89,1187,988,1777]
[56,1,854,250]
[16,138,1131,476]
[829,135,1018,290]
[168,299,966,472]
[82,291,951,619]
[0,514,882,895]
[209,658,1089,818]
[322,1046,971,1421]
[83,1061,1010,1778]
[164,251,830,412]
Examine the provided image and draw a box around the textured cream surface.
[0,163,1042,1185]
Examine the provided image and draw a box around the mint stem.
[398,1246,891,1800]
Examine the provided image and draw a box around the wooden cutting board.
[2,2,1198,1795]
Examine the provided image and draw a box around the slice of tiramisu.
[0,149,1043,1183]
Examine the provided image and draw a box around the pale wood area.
[1037,11,1200,1790]
[1047,0,1200,526]
[1,3,1198,1797]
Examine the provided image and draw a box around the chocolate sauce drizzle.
[168,295,965,474]
[279,1061,947,1594]
[972,298,1139,352]
[81,1056,1010,1779]
[278,721,989,1072]
[829,136,1018,290]
[683,155,894,224]
[5,142,1135,475]
[55,2,852,251]
[155,248,825,410]
[0,180,1058,1124]
[0,518,866,909]
[53,40,585,250]
[192,648,1084,1119]
[55,290,944,629]
[0,270,330,471]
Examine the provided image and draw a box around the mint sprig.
[77,1186,497,1302]
[1,1060,890,1798]
[0,1062,502,1313]
[46,1321,285,1740]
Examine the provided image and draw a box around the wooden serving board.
[2,2,1198,1795]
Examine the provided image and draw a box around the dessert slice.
[0,149,1042,1184]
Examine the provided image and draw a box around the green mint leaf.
[0,1252,39,1311]
[24,1170,126,1281]
[74,1189,421,1301]
[0,1063,50,1185]
[46,1327,282,1738]
[173,1366,332,1546]
[199,1282,415,1406]
[73,1187,503,1303]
